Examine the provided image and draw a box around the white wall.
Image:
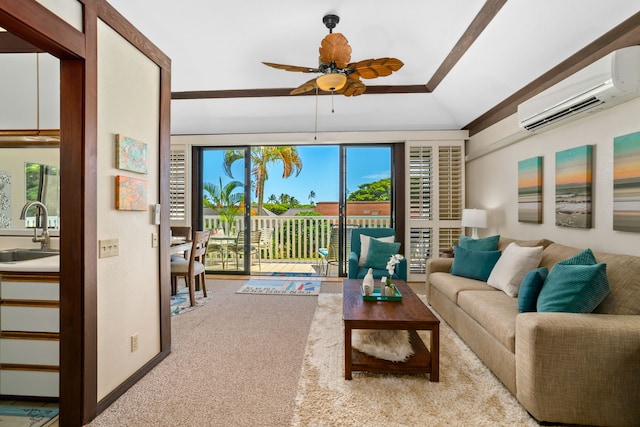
[466,96,640,256]
[96,20,161,400]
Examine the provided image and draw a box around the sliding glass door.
[338,145,393,276]
[195,147,252,274]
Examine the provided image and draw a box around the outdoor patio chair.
[228,230,261,270]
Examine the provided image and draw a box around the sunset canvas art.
[613,131,640,232]
[518,156,543,223]
[555,145,592,228]
[116,175,147,211]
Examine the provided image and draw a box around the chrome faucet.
[20,201,51,250]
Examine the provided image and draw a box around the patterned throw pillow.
[459,235,500,251]
[450,245,501,282]
[536,249,610,313]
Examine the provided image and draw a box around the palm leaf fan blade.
[338,78,366,97]
[319,33,352,68]
[290,78,318,95]
[349,58,404,79]
[262,62,320,73]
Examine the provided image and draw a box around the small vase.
[385,285,395,297]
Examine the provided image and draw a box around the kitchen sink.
[0,248,59,263]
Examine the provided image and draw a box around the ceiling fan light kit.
[316,73,347,92]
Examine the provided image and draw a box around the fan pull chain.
[331,90,336,113]
[314,86,319,140]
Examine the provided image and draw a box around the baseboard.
[94,348,170,415]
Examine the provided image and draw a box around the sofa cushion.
[358,234,395,266]
[487,243,543,297]
[458,290,518,353]
[518,267,548,312]
[451,245,501,281]
[363,238,401,270]
[537,249,610,313]
[459,234,500,251]
[429,272,497,304]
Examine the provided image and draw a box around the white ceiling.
[107,0,640,136]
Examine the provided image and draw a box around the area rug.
[291,294,539,426]
[0,404,58,427]
[236,279,321,295]
[170,286,211,316]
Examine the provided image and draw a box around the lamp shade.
[461,209,487,228]
[461,208,487,239]
[316,73,347,91]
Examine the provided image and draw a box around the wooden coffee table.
[343,279,439,381]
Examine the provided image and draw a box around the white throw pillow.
[487,243,543,297]
[358,234,395,266]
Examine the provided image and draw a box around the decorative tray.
[362,286,403,301]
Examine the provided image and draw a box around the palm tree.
[203,177,243,235]
[223,146,302,215]
[308,190,316,205]
[267,194,278,204]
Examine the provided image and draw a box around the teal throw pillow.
[450,245,501,282]
[364,237,401,270]
[459,235,500,251]
[557,248,597,266]
[518,267,548,313]
[536,249,610,313]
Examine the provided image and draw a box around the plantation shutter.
[169,148,186,221]
[406,141,464,278]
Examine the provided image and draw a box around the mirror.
[0,147,59,230]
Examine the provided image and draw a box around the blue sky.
[203,146,391,203]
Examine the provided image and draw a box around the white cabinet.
[0,54,38,129]
[0,273,60,398]
[38,53,61,130]
[0,53,60,130]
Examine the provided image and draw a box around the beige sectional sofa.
[426,237,640,427]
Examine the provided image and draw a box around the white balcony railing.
[203,215,390,261]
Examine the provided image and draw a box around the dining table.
[208,233,238,269]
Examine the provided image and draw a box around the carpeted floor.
[87,279,543,426]
[292,294,539,426]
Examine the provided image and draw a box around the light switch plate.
[99,239,119,258]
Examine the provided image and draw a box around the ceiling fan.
[262,14,404,97]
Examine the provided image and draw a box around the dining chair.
[170,229,211,306]
[258,227,274,260]
[170,226,192,261]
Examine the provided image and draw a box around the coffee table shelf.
[350,330,432,375]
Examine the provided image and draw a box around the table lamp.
[461,208,487,239]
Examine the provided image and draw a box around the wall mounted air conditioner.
[518,46,640,132]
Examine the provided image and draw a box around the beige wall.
[466,96,640,256]
[96,20,161,400]
[36,0,83,31]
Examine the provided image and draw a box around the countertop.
[0,255,60,273]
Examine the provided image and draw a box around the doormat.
[170,286,211,316]
[268,272,316,277]
[236,279,321,295]
[0,404,58,427]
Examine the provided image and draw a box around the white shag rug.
[292,294,540,427]
[352,329,413,362]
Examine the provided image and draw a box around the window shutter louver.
[169,149,186,221]
[406,142,464,278]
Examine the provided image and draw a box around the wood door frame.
[0,1,171,425]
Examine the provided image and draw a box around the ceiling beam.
[171,84,429,100]
[465,11,640,136]
[0,31,44,53]
[425,0,507,92]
